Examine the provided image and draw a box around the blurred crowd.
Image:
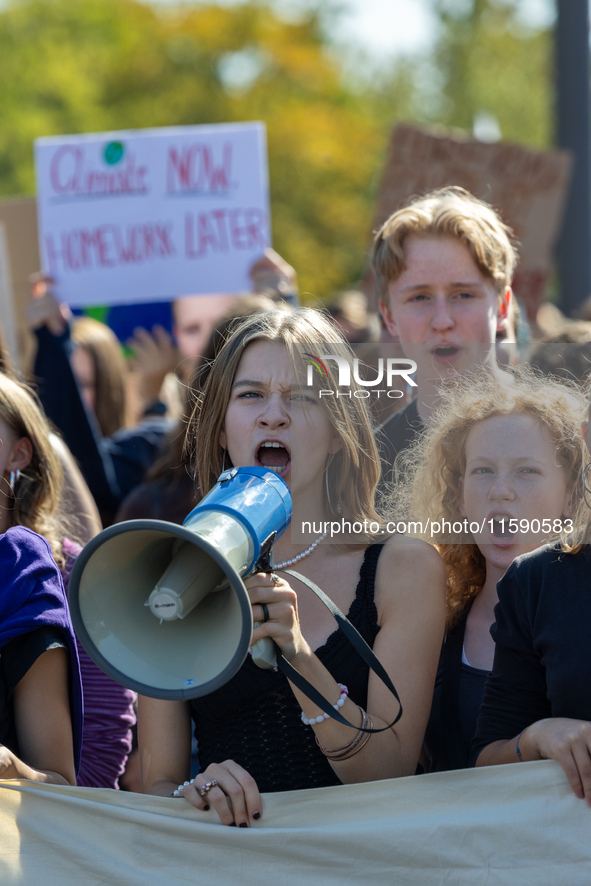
[3,185,591,824]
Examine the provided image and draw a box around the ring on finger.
[261,603,270,623]
[270,572,280,586]
[197,779,219,798]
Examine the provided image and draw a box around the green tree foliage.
[0,0,411,299]
[425,0,553,147]
[0,0,555,299]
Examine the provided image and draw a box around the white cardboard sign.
[35,123,271,307]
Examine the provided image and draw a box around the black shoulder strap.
[268,568,402,734]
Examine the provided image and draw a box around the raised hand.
[126,325,179,410]
[28,273,71,336]
[249,248,298,300]
[246,571,310,663]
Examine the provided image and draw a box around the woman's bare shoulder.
[380,533,443,567]
[375,535,446,616]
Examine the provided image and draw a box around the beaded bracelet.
[172,779,192,798]
[301,683,348,726]
[172,777,218,798]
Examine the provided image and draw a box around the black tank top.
[424,607,489,772]
[190,544,383,793]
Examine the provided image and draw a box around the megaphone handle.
[250,530,279,668]
[250,630,277,669]
[254,531,276,573]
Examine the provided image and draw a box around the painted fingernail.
[229,821,237,826]
[253,812,261,820]
[203,805,210,811]
[577,791,584,799]
[239,822,248,828]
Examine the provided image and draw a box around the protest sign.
[0,224,18,366]
[0,197,40,370]
[0,195,174,369]
[367,124,572,321]
[35,123,271,308]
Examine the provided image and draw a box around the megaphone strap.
[274,568,403,734]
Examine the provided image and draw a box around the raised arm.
[248,537,446,784]
[138,538,446,827]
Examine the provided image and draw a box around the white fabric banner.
[1,761,590,885]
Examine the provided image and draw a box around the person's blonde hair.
[371,186,518,300]
[188,308,382,528]
[566,386,591,556]
[0,326,14,375]
[71,316,127,436]
[395,367,587,630]
[0,373,70,568]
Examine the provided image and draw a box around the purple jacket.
[0,526,83,773]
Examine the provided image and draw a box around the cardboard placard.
[369,124,573,320]
[0,223,18,367]
[0,197,39,371]
[35,123,271,308]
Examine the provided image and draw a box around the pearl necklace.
[274,531,327,569]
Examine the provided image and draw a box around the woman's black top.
[190,545,383,793]
[424,608,489,772]
[471,544,591,765]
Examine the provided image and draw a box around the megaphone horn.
[68,467,291,700]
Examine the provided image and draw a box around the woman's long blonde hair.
[565,385,591,556]
[187,307,382,528]
[0,373,69,568]
[395,368,588,630]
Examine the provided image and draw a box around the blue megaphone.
[68,468,292,700]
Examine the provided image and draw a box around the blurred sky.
[153,0,556,60]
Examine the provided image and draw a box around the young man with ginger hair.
[371,186,517,477]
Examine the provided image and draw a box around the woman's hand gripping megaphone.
[248,532,287,669]
[248,571,311,667]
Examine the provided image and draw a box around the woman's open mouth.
[432,345,460,359]
[256,441,291,476]
[491,516,518,543]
